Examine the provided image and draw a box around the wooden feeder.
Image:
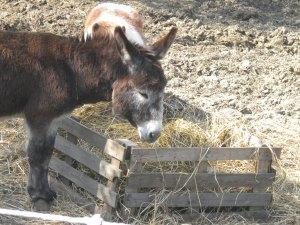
[51,117,281,222]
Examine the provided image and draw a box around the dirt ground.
[0,0,299,224]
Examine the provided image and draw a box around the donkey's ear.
[114,26,142,74]
[151,27,177,60]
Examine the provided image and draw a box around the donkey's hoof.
[33,199,51,211]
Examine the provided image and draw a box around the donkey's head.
[112,26,177,143]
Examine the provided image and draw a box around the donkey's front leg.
[26,121,57,211]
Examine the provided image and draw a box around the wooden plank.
[124,192,272,208]
[57,117,107,150]
[54,135,121,181]
[127,173,276,190]
[104,139,126,161]
[131,147,282,162]
[180,210,270,222]
[50,177,96,213]
[49,156,117,207]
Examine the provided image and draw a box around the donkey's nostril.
[149,131,160,141]
[149,132,155,139]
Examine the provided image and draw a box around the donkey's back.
[0,31,76,117]
[0,31,74,61]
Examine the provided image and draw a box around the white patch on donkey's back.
[84,3,144,46]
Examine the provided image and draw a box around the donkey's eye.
[139,92,148,99]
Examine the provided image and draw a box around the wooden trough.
[51,116,281,221]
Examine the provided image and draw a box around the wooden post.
[125,159,142,216]
[250,148,272,213]
[101,157,121,220]
[194,155,210,214]
[117,139,139,219]
[102,139,128,220]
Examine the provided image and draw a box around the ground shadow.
[164,91,211,128]
[138,0,299,30]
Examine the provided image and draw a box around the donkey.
[84,2,174,141]
[0,10,177,211]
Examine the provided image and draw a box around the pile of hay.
[73,101,257,174]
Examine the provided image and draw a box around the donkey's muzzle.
[137,120,162,143]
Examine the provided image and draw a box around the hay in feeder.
[73,102,257,174]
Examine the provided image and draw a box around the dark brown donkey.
[0,26,177,210]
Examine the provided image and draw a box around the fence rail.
[125,192,272,208]
[131,147,281,162]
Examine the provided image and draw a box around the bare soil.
[0,0,299,224]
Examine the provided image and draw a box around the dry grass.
[0,100,299,225]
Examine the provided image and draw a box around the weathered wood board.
[125,192,272,207]
[131,147,281,162]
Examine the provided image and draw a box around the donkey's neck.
[69,37,127,105]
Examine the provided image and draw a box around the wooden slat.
[131,147,281,162]
[104,139,126,161]
[125,192,272,208]
[58,117,107,149]
[102,157,122,220]
[180,210,270,222]
[127,173,276,190]
[54,135,121,181]
[49,157,117,207]
[251,146,273,211]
